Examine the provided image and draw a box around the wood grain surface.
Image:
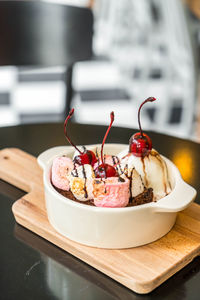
[0,148,200,294]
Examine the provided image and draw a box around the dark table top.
[0,122,200,300]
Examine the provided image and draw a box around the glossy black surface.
[1,122,200,299]
[0,1,93,66]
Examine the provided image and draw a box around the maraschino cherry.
[64,108,97,166]
[94,112,117,178]
[129,97,156,157]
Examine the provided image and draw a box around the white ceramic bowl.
[37,144,196,249]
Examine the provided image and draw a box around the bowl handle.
[37,146,73,169]
[153,180,197,213]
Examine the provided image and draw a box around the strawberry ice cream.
[51,156,73,191]
[93,177,130,208]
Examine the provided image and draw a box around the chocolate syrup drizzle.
[111,155,120,176]
[116,156,123,175]
[150,150,171,195]
[82,145,86,152]
[129,168,135,201]
[72,161,78,177]
[71,163,88,198]
[111,155,116,165]
[141,157,148,186]
[82,165,88,198]
[95,147,100,164]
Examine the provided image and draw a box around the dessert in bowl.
[37,98,196,249]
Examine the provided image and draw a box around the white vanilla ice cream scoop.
[119,148,172,200]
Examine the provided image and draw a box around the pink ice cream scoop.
[93,155,120,170]
[51,156,74,191]
[93,177,130,208]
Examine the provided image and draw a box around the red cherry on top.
[73,150,97,166]
[95,163,117,178]
[129,132,152,157]
[64,108,97,166]
[129,97,156,157]
[95,112,117,178]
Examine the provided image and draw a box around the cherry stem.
[101,111,114,164]
[64,108,83,154]
[138,97,156,137]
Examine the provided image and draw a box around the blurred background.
[0,0,200,141]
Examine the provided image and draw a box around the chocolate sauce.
[112,155,120,176]
[151,150,171,194]
[72,162,78,177]
[118,177,125,182]
[140,174,145,187]
[123,164,128,178]
[120,164,135,201]
[141,156,148,186]
[116,156,123,175]
[129,167,135,201]
[111,155,116,165]
[95,147,100,164]
[82,165,88,198]
[82,145,86,152]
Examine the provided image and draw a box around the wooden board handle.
[0,148,43,192]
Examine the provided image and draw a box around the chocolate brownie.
[53,185,154,207]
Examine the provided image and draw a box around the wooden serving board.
[0,148,200,294]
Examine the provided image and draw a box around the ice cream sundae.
[51,97,172,208]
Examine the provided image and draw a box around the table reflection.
[14,223,200,299]
[44,257,113,300]
[14,224,133,300]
